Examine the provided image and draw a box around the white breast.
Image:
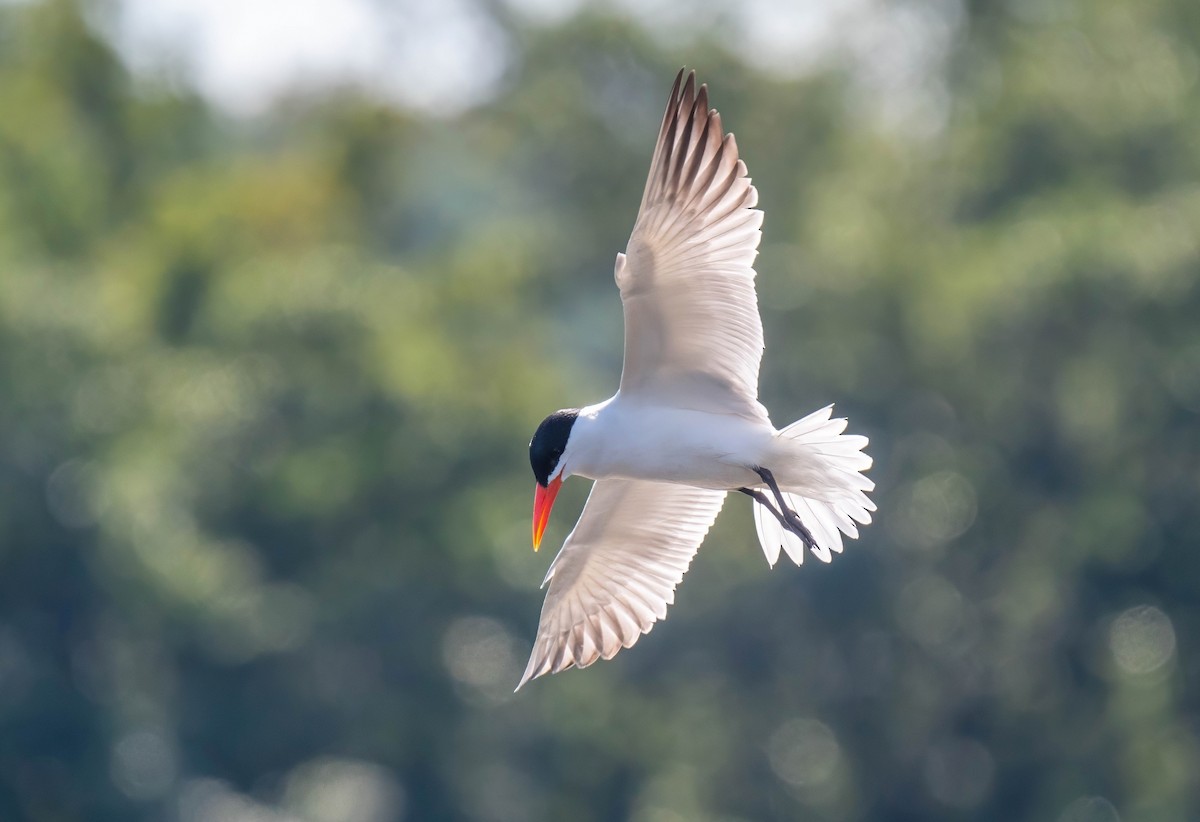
[565,395,774,490]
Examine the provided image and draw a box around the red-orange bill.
[532,475,563,551]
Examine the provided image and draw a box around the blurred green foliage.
[1,1,1198,820]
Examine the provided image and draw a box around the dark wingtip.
[668,68,686,105]
[681,69,696,105]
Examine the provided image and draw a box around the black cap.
[529,409,579,487]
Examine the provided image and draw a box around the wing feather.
[517,479,726,688]
[617,69,767,421]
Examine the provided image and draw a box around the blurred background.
[1,0,1198,819]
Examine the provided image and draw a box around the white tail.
[754,405,876,567]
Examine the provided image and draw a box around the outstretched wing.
[518,478,726,688]
[616,69,767,421]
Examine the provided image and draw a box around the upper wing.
[616,69,767,421]
[517,478,726,688]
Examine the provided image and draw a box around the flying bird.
[520,69,875,688]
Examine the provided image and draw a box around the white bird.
[520,69,875,688]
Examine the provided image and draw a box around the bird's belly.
[605,451,754,489]
[572,405,770,490]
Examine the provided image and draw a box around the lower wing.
[518,478,727,688]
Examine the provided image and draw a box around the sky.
[99,0,511,115]
[88,0,961,131]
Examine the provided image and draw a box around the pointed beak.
[532,475,563,551]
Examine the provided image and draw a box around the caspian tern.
[519,69,875,688]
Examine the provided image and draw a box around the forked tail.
[754,405,875,567]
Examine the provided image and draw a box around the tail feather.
[754,405,876,568]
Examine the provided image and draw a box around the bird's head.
[529,408,579,551]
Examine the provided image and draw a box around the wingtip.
[668,67,687,105]
[515,655,540,691]
[516,640,561,690]
[681,69,696,104]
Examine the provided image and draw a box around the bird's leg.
[752,467,819,553]
[737,485,818,553]
[737,487,791,530]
